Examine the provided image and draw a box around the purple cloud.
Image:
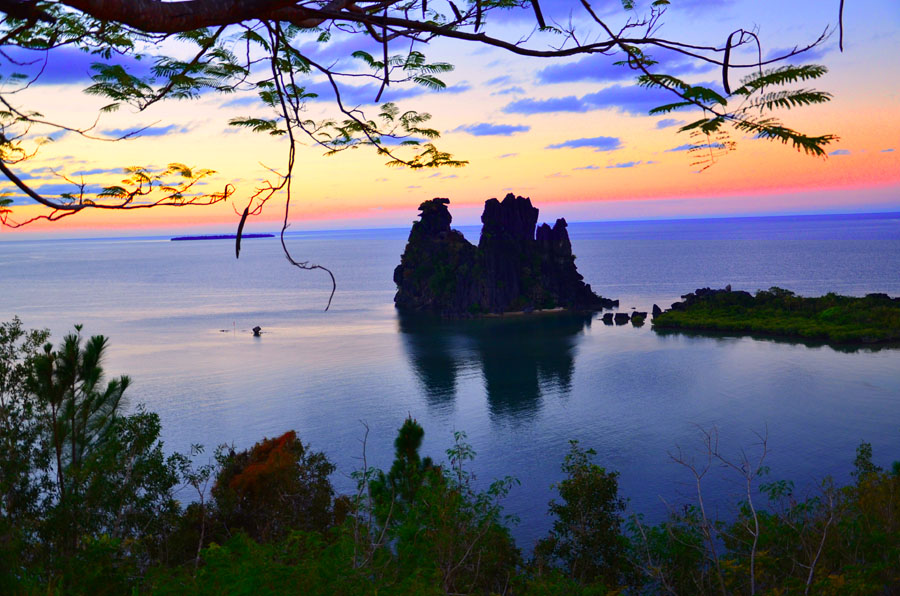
[15,168,54,181]
[485,75,512,86]
[656,118,687,129]
[606,161,641,168]
[72,167,125,176]
[297,35,383,69]
[504,85,679,116]
[667,142,726,152]
[1,46,152,86]
[378,136,427,146]
[536,47,714,85]
[546,136,622,152]
[573,165,600,170]
[32,182,104,195]
[220,96,259,108]
[455,123,530,136]
[493,86,526,96]
[829,149,850,156]
[503,95,590,114]
[880,148,894,153]
[764,44,831,63]
[303,79,470,106]
[101,124,189,138]
[580,85,685,115]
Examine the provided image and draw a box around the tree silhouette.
[0,1,844,302]
[23,326,182,569]
[0,1,844,216]
[28,327,129,506]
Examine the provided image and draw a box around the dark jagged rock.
[631,312,647,326]
[652,304,662,317]
[614,312,630,325]
[252,326,262,337]
[393,194,617,317]
[602,313,614,325]
[392,198,478,315]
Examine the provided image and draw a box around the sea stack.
[393,194,618,317]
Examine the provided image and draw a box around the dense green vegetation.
[2,317,898,595]
[653,287,900,344]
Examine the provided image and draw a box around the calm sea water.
[2,212,899,548]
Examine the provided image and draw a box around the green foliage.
[645,62,836,163]
[0,321,182,593]
[718,459,900,594]
[630,441,900,595]
[367,421,520,594]
[3,319,898,594]
[853,441,883,482]
[0,317,50,592]
[533,441,627,587]
[211,431,338,543]
[627,507,710,593]
[371,417,435,509]
[652,287,900,344]
[29,329,131,474]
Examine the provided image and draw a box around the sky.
[1,0,898,237]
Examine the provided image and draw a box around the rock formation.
[393,194,618,317]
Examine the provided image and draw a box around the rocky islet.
[393,194,618,317]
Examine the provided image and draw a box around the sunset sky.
[1,0,898,237]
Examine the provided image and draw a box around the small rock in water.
[252,326,262,337]
[614,312,630,325]
[602,312,614,324]
[652,304,662,317]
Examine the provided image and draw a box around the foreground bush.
[1,319,897,595]
[0,320,182,594]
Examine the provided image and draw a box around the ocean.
[2,211,899,548]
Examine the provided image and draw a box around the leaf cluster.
[644,63,837,163]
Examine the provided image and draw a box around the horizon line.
[2,208,898,244]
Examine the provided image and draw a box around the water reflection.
[398,313,593,419]
[652,328,900,354]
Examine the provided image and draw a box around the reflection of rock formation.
[398,321,464,410]
[393,195,617,317]
[398,313,592,419]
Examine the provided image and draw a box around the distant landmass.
[652,286,900,344]
[170,234,274,241]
